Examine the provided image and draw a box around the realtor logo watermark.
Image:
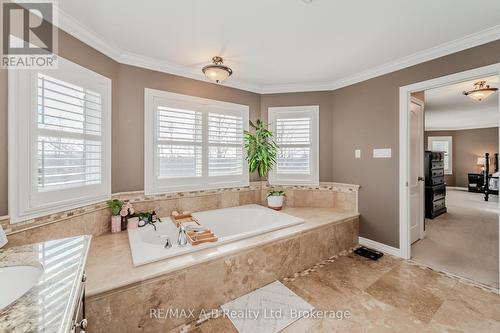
[1,0,58,69]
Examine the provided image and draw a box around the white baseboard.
[445,186,468,191]
[358,237,403,258]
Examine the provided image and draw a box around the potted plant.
[267,189,286,210]
[107,199,124,233]
[244,119,279,178]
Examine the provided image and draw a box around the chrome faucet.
[164,237,172,248]
[177,225,188,247]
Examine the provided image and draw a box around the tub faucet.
[177,226,188,247]
[164,237,172,248]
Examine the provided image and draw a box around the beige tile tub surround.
[1,182,359,247]
[84,208,359,332]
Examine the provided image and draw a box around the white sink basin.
[0,265,43,310]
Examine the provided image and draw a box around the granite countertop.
[0,235,91,333]
[85,207,359,297]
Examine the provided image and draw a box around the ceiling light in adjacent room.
[202,56,233,83]
[463,81,498,101]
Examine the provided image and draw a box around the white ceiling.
[57,0,500,93]
[425,75,499,131]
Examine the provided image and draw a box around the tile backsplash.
[1,181,359,247]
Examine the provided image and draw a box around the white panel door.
[410,98,425,244]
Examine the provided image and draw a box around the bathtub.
[127,204,304,266]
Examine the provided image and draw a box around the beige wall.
[260,92,333,182]
[115,65,260,192]
[331,39,500,247]
[425,127,499,188]
[2,22,500,248]
[0,27,260,215]
[0,28,120,216]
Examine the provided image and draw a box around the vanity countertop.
[0,235,91,333]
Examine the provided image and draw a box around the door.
[410,97,425,244]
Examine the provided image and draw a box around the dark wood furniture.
[468,173,484,193]
[424,151,447,219]
[484,152,499,201]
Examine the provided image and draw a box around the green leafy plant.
[133,211,162,230]
[107,199,124,216]
[267,189,286,197]
[134,211,152,221]
[244,119,279,178]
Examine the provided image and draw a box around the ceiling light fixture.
[202,56,233,83]
[463,81,498,101]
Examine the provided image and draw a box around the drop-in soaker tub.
[127,204,304,266]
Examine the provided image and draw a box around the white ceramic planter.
[267,195,285,210]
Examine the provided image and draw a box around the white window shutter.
[268,106,319,185]
[208,113,244,176]
[275,117,311,175]
[37,74,103,191]
[156,107,203,179]
[144,89,249,194]
[9,56,112,223]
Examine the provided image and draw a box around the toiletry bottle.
[152,210,158,223]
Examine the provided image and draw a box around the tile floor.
[178,252,500,333]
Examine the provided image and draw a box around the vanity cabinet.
[70,272,88,333]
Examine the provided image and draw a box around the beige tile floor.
[181,253,500,333]
[412,188,499,288]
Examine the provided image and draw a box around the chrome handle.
[417,177,425,182]
[177,226,188,247]
[81,273,87,283]
[79,319,88,330]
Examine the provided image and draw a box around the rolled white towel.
[184,225,208,232]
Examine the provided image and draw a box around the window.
[428,136,452,174]
[9,57,112,223]
[268,106,319,185]
[144,89,249,194]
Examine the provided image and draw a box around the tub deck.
[85,207,359,297]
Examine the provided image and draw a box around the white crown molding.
[260,24,500,94]
[57,8,263,93]
[425,123,499,131]
[118,51,263,93]
[56,8,500,95]
[56,8,124,61]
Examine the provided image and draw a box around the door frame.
[409,96,425,243]
[399,63,500,291]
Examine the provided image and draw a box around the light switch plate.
[355,149,361,158]
[373,148,391,158]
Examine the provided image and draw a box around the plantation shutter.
[275,117,311,175]
[208,112,244,176]
[37,73,103,191]
[156,106,203,179]
[145,90,249,194]
[268,106,319,185]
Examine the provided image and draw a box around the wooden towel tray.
[170,212,218,246]
[186,230,218,246]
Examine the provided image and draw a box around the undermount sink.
[0,265,43,310]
